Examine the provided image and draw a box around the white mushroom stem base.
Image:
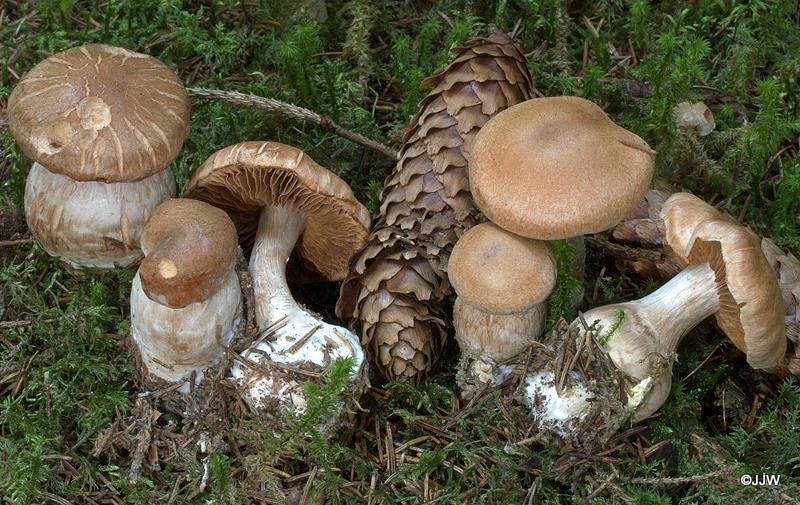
[454,297,546,399]
[231,206,365,425]
[25,162,175,269]
[131,269,242,391]
[523,263,721,436]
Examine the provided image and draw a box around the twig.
[585,236,665,263]
[128,399,155,483]
[626,468,733,486]
[41,492,74,505]
[385,421,397,474]
[44,370,52,417]
[166,475,185,505]
[287,324,322,354]
[226,346,321,379]
[587,468,619,500]
[186,88,398,160]
[682,342,722,381]
[299,466,318,505]
[184,458,210,502]
[0,320,32,329]
[0,238,32,247]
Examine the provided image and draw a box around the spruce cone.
[336,32,532,382]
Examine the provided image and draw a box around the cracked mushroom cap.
[686,219,786,369]
[469,96,655,240]
[184,141,371,280]
[661,192,728,266]
[449,222,556,315]
[8,43,191,182]
[139,199,239,308]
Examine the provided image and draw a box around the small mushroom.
[8,44,191,268]
[184,142,370,427]
[673,101,715,136]
[469,96,655,305]
[448,222,556,396]
[524,215,785,437]
[130,199,242,390]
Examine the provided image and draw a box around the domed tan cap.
[139,199,238,308]
[8,44,191,182]
[686,219,786,369]
[469,96,655,240]
[448,222,556,315]
[184,141,371,281]
[661,192,726,265]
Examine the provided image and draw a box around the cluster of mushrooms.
[6,43,792,443]
[7,44,368,429]
[450,96,786,441]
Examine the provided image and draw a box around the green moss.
[2,1,800,503]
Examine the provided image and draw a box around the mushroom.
[470,96,654,239]
[524,215,786,438]
[661,192,728,264]
[469,96,655,302]
[613,191,800,376]
[673,101,715,136]
[184,141,370,425]
[447,222,556,396]
[130,199,241,390]
[660,193,788,366]
[7,44,191,268]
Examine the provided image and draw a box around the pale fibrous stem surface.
[234,205,364,416]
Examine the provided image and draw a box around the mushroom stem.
[603,262,721,353]
[454,297,547,360]
[131,268,242,387]
[581,262,720,418]
[250,205,307,328]
[567,235,586,309]
[524,262,722,434]
[25,162,175,269]
[235,204,366,427]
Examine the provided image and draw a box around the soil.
[0,206,28,264]
[0,207,26,240]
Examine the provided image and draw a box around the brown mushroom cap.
[448,222,556,314]
[661,192,727,265]
[469,96,655,240]
[184,141,371,281]
[686,219,786,369]
[139,199,238,308]
[8,44,191,183]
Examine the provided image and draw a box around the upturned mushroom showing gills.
[524,216,785,440]
[184,141,370,424]
[447,222,556,397]
[7,44,191,268]
[130,199,241,390]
